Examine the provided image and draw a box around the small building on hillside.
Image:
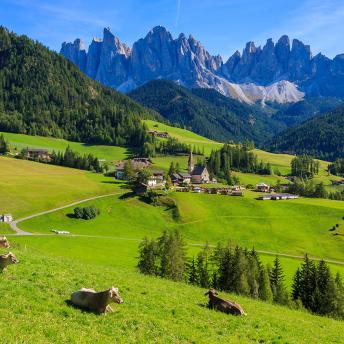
[26,148,51,161]
[170,172,191,185]
[256,183,270,193]
[115,158,152,180]
[148,130,169,138]
[257,193,299,201]
[147,170,166,188]
[1,214,13,223]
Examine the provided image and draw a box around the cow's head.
[0,236,10,248]
[8,252,19,264]
[109,287,123,304]
[204,288,218,296]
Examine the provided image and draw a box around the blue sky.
[1,0,344,60]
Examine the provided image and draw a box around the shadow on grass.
[65,299,103,315]
[101,180,123,185]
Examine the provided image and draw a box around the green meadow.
[1,131,129,162]
[0,157,120,218]
[19,190,344,262]
[1,243,343,344]
[1,131,344,342]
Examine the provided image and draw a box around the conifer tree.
[270,256,289,304]
[137,237,159,275]
[187,257,199,285]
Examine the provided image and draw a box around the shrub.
[73,206,100,220]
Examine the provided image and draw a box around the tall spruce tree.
[270,257,289,305]
[137,237,159,275]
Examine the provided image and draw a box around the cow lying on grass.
[0,236,10,248]
[0,252,19,271]
[71,287,123,314]
[205,289,247,316]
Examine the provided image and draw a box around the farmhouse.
[147,170,166,188]
[115,158,152,180]
[26,148,51,160]
[148,130,169,138]
[170,172,191,185]
[1,214,13,223]
[258,193,299,201]
[256,183,270,193]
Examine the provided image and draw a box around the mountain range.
[61,26,344,104]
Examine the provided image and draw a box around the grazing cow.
[0,252,19,271]
[205,289,246,316]
[71,287,123,314]
[0,236,10,248]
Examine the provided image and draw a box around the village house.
[148,130,169,138]
[147,171,166,188]
[258,193,299,201]
[1,214,13,223]
[256,183,270,193]
[170,172,192,185]
[26,148,51,161]
[115,158,152,180]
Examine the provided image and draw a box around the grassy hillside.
[1,131,128,162]
[19,191,344,262]
[0,242,343,343]
[0,156,120,218]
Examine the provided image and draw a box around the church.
[188,152,210,184]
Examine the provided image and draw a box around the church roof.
[191,166,207,176]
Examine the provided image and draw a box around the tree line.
[138,230,344,319]
[18,146,102,172]
[328,159,344,176]
[207,144,272,183]
[291,155,319,178]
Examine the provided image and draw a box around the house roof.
[256,183,269,187]
[191,166,207,176]
[178,172,191,178]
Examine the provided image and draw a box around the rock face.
[60,26,344,103]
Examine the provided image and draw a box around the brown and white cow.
[0,252,19,271]
[71,287,123,314]
[205,289,246,316]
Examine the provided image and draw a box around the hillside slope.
[0,27,158,147]
[266,105,344,160]
[1,241,343,343]
[130,80,284,144]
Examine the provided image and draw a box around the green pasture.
[0,240,342,343]
[1,131,129,162]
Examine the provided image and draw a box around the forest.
[0,26,158,148]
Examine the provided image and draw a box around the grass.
[1,131,129,162]
[0,156,122,218]
[0,241,343,343]
[20,190,344,262]
[144,120,222,155]
[0,223,13,234]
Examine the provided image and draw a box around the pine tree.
[137,237,159,275]
[291,268,302,301]
[270,256,288,304]
[197,243,211,288]
[187,257,199,285]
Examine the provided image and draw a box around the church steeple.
[188,151,194,174]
